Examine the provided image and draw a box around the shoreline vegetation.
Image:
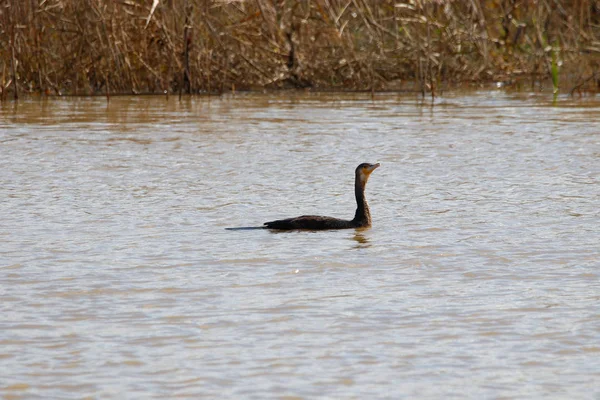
[1,0,599,100]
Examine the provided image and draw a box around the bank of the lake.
[1,1,600,99]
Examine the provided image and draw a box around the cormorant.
[263,163,380,230]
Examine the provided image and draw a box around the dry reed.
[1,0,599,98]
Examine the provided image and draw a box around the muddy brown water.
[1,92,599,398]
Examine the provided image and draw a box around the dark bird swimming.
[263,163,380,230]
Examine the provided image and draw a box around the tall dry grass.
[1,0,599,98]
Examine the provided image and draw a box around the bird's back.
[263,215,357,230]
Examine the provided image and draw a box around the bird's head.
[356,162,380,184]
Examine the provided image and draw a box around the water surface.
[1,92,599,399]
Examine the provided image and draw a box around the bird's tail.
[225,226,267,231]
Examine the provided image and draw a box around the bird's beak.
[367,163,380,173]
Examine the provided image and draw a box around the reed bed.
[1,0,599,98]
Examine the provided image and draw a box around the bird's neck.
[353,175,371,226]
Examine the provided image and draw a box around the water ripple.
[1,92,599,399]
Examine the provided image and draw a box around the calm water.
[1,92,599,399]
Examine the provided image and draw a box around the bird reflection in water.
[352,230,371,249]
